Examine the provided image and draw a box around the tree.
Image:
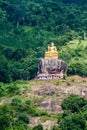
[0,105,12,130]
[59,95,87,130]
[0,55,10,82]
[61,94,87,112]
[60,113,86,130]
[18,114,29,124]
[0,114,10,130]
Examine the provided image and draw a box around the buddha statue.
[45,43,58,59]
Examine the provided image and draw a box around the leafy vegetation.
[18,114,29,124]
[61,94,87,112]
[0,82,48,130]
[0,0,87,82]
[0,78,87,130]
[1,91,87,130]
[58,95,87,130]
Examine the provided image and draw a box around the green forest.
[0,0,87,82]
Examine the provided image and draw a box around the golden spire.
[45,43,58,59]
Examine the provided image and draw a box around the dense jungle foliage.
[0,0,87,82]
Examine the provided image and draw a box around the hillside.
[0,0,87,130]
[59,39,87,76]
[0,76,87,130]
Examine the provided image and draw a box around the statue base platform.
[37,58,67,80]
[37,72,63,80]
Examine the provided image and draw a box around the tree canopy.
[0,0,87,82]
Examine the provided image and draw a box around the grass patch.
[41,115,57,122]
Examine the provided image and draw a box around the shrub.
[54,81,60,86]
[32,124,43,130]
[57,113,63,123]
[7,83,19,95]
[60,114,86,130]
[0,105,12,130]
[12,98,22,106]
[31,109,48,116]
[0,83,7,96]
[0,114,10,130]
[25,100,32,105]
[18,114,29,124]
[14,120,28,130]
[63,74,67,80]
[52,125,61,130]
[61,94,87,112]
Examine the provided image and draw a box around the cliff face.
[38,58,67,75]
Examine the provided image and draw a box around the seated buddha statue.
[45,43,58,59]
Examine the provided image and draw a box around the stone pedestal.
[37,58,67,80]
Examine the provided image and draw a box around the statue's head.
[51,42,54,47]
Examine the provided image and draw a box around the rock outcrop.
[37,58,67,74]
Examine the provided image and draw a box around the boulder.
[38,58,67,74]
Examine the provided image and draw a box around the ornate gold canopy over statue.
[45,43,58,59]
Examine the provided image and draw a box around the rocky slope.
[0,75,87,130]
[28,76,87,129]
